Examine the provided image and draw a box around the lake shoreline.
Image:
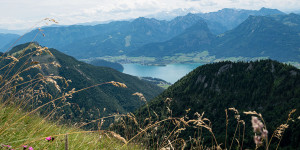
[122,63,203,84]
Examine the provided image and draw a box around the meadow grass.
[0,105,141,150]
[0,20,140,149]
[0,43,139,149]
[112,94,298,150]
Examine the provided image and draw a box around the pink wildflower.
[258,121,264,128]
[28,147,33,150]
[3,145,12,148]
[261,129,268,139]
[254,135,262,146]
[45,136,52,141]
[251,116,268,147]
[252,116,262,132]
[252,124,260,132]
[251,116,258,124]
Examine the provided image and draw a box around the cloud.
[0,0,299,30]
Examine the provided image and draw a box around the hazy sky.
[1,0,300,30]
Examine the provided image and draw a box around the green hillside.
[134,60,300,149]
[85,59,124,72]
[3,42,163,128]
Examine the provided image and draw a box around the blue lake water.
[122,63,202,84]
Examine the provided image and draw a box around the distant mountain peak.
[172,13,202,22]
[132,17,159,22]
[289,13,299,16]
[131,17,164,26]
[183,20,210,32]
[259,7,271,11]
[134,17,147,21]
[258,7,285,15]
[218,8,237,12]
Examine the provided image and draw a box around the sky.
[1,0,300,31]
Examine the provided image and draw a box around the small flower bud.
[254,135,262,146]
[45,136,52,141]
[261,129,268,139]
[251,116,258,124]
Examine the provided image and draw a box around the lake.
[122,63,202,84]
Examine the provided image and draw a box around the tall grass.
[0,42,137,149]
[0,106,140,150]
[111,94,298,150]
[0,19,138,149]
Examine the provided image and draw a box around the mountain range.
[3,16,202,59]
[197,7,285,33]
[1,8,286,61]
[132,14,300,62]
[211,15,300,61]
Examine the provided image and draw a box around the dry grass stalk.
[267,109,297,150]
[132,92,146,102]
[108,131,127,144]
[225,109,228,149]
[110,81,127,88]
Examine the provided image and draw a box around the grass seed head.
[132,92,146,102]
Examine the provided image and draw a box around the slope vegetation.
[136,60,300,149]
[4,43,163,127]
